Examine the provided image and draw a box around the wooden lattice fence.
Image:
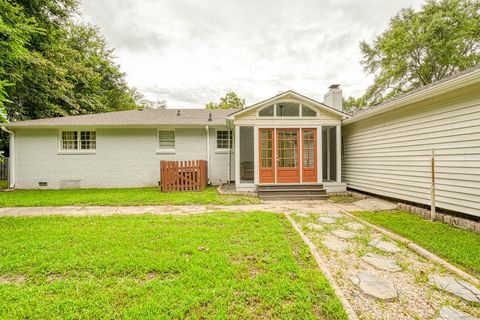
[160,160,208,192]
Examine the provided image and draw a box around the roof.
[227,90,349,119]
[6,108,235,128]
[344,64,480,125]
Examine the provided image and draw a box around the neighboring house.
[3,65,480,217]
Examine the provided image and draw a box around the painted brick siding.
[14,127,233,189]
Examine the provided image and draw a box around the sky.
[79,0,424,108]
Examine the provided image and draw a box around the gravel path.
[290,211,480,320]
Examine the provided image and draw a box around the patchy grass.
[0,187,260,207]
[352,210,480,277]
[0,212,347,319]
[329,194,359,204]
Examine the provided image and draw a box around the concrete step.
[260,194,330,201]
[257,184,329,201]
[258,184,324,191]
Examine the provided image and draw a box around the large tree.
[206,91,245,109]
[345,0,480,112]
[0,0,138,122]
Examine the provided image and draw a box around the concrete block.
[474,223,480,234]
[443,215,452,224]
[457,218,469,230]
[434,214,445,222]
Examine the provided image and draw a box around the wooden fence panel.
[160,160,208,192]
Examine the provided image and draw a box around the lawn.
[0,212,347,319]
[0,187,260,207]
[352,210,480,277]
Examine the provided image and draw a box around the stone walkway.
[0,196,397,217]
[290,211,480,320]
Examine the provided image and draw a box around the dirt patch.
[46,273,67,283]
[0,274,27,285]
[329,194,361,204]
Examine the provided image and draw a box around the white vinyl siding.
[342,93,480,218]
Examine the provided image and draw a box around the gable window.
[216,130,232,150]
[60,130,96,151]
[258,105,274,117]
[158,130,175,152]
[302,105,317,117]
[276,102,299,117]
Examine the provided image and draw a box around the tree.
[206,91,245,109]
[0,0,138,122]
[349,0,480,111]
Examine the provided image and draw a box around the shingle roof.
[350,64,480,118]
[6,108,235,128]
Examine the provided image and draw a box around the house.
[3,65,480,217]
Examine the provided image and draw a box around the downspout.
[228,130,232,183]
[205,125,210,185]
[1,126,14,189]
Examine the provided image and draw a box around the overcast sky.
[80,0,424,108]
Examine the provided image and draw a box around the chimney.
[323,84,342,112]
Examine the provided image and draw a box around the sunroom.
[227,90,348,193]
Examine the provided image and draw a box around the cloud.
[79,0,425,107]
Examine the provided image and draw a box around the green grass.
[0,212,347,319]
[0,180,7,189]
[0,187,260,207]
[352,210,480,277]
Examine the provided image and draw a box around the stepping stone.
[325,211,342,218]
[332,229,356,239]
[369,239,402,253]
[322,239,351,252]
[428,275,480,303]
[350,271,398,301]
[437,306,478,320]
[306,223,323,231]
[318,217,337,224]
[362,253,402,272]
[344,222,365,231]
[296,213,310,218]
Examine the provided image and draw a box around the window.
[158,130,175,152]
[216,130,232,149]
[258,105,274,117]
[302,105,317,117]
[60,130,96,151]
[276,102,299,117]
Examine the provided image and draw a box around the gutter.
[1,126,14,189]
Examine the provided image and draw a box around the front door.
[276,129,300,183]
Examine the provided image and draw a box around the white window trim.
[157,129,176,154]
[256,101,319,119]
[58,129,96,155]
[215,129,233,153]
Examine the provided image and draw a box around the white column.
[326,128,331,181]
[317,126,322,183]
[253,126,259,185]
[234,125,241,187]
[336,124,342,183]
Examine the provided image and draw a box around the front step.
[257,184,329,201]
